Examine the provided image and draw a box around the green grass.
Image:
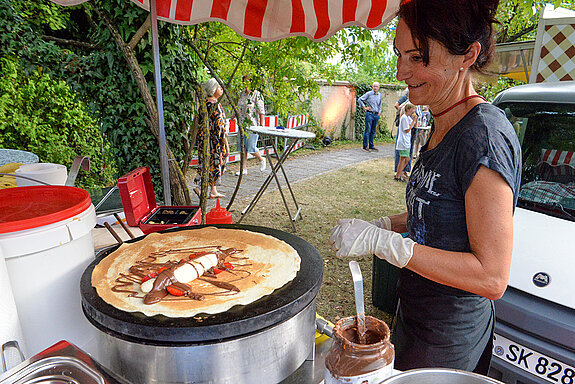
[229,156,407,325]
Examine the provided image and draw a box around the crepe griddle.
[81,224,323,344]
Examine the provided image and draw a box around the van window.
[501,102,575,221]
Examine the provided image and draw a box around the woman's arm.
[388,212,408,233]
[405,166,514,300]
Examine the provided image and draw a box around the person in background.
[236,76,266,176]
[194,78,228,199]
[394,89,411,172]
[330,0,521,374]
[358,82,382,152]
[413,105,431,158]
[395,103,419,182]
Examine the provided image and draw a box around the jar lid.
[0,186,92,233]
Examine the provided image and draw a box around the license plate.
[493,333,575,383]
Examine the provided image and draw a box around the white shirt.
[397,114,413,151]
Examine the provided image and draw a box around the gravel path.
[190,143,396,207]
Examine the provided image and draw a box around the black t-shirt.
[406,103,521,252]
[393,103,522,372]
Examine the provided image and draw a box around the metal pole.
[150,0,171,205]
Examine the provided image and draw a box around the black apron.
[392,270,494,374]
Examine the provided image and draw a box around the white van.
[489,81,575,384]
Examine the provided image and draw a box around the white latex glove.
[370,216,392,230]
[339,217,391,230]
[329,219,416,268]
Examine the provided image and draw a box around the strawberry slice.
[188,251,209,260]
[141,271,158,283]
[166,285,185,296]
[212,263,234,275]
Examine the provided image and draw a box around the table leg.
[238,139,290,222]
[267,140,297,231]
[238,137,300,231]
[274,140,302,222]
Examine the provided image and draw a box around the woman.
[194,78,229,199]
[330,0,522,374]
[395,103,419,182]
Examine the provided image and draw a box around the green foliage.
[496,0,575,42]
[1,0,201,197]
[0,56,115,188]
[339,27,398,84]
[188,22,334,120]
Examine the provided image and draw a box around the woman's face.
[394,19,463,111]
[213,86,223,99]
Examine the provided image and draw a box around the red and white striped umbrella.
[50,0,399,42]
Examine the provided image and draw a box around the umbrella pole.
[150,0,171,205]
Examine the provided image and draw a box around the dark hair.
[397,0,499,72]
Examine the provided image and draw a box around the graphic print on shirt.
[407,162,442,244]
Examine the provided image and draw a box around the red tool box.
[118,167,201,234]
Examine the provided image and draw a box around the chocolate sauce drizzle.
[111,246,250,305]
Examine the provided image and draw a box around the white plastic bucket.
[0,186,97,356]
[15,163,68,187]
[0,247,27,371]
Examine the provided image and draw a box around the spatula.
[349,260,367,344]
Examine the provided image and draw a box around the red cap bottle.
[206,199,233,224]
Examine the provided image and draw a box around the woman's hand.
[329,219,416,267]
[370,216,392,230]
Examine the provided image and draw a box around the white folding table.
[238,126,315,231]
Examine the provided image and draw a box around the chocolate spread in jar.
[325,315,394,384]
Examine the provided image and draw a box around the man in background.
[358,82,382,152]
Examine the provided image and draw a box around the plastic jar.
[325,315,395,384]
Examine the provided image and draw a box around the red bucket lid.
[0,186,92,234]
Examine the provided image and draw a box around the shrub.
[0,57,116,189]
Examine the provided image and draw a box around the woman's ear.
[462,41,482,70]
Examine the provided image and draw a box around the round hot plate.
[81,224,323,344]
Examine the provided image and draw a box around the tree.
[1,0,202,203]
[495,0,574,43]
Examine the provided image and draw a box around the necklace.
[431,95,486,117]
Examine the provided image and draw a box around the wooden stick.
[114,213,135,239]
[104,222,123,244]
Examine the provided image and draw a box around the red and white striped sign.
[263,115,278,127]
[287,114,309,129]
[228,118,238,134]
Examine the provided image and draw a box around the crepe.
[91,227,301,318]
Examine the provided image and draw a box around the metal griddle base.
[80,334,333,384]
[281,337,332,384]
